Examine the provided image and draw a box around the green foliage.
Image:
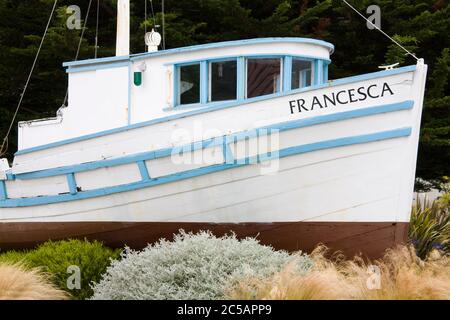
[91,230,313,300]
[409,194,450,259]
[384,35,418,65]
[0,250,28,263]
[0,239,120,300]
[428,48,450,98]
[417,46,450,186]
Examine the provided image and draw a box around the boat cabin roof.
[63,37,334,70]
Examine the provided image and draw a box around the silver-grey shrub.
[91,230,313,300]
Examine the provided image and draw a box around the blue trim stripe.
[63,55,129,68]
[273,100,413,131]
[223,139,235,164]
[66,173,77,195]
[328,65,416,87]
[280,128,411,158]
[12,100,413,181]
[0,181,7,200]
[14,65,417,156]
[137,160,151,181]
[66,61,129,73]
[0,127,411,208]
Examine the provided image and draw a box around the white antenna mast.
[116,0,130,56]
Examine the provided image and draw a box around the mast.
[116,0,130,56]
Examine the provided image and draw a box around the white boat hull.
[0,61,427,257]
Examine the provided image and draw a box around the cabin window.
[291,59,313,89]
[179,63,200,105]
[210,60,237,102]
[246,58,281,98]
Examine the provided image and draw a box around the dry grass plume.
[227,245,450,300]
[0,262,69,300]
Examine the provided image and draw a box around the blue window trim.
[200,61,208,104]
[283,56,292,92]
[290,57,315,90]
[165,55,254,67]
[237,57,245,101]
[315,60,324,85]
[173,54,324,109]
[174,62,202,107]
[245,56,284,99]
[208,58,239,103]
[323,61,329,82]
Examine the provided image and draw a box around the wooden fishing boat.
[0,1,427,258]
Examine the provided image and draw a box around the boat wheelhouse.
[16,37,333,155]
[0,2,427,258]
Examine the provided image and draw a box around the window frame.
[291,57,315,90]
[175,62,202,107]
[171,55,329,109]
[208,58,239,103]
[244,56,284,99]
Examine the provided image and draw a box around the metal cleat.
[378,62,400,70]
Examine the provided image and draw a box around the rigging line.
[0,0,59,157]
[162,0,165,49]
[149,0,156,28]
[145,0,147,48]
[341,0,419,61]
[95,0,100,59]
[63,0,94,106]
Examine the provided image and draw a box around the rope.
[145,0,158,50]
[0,0,58,157]
[145,0,147,46]
[62,0,94,107]
[342,0,419,61]
[162,0,165,49]
[94,0,100,58]
[149,0,157,28]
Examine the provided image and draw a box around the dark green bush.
[409,193,449,259]
[0,239,121,299]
